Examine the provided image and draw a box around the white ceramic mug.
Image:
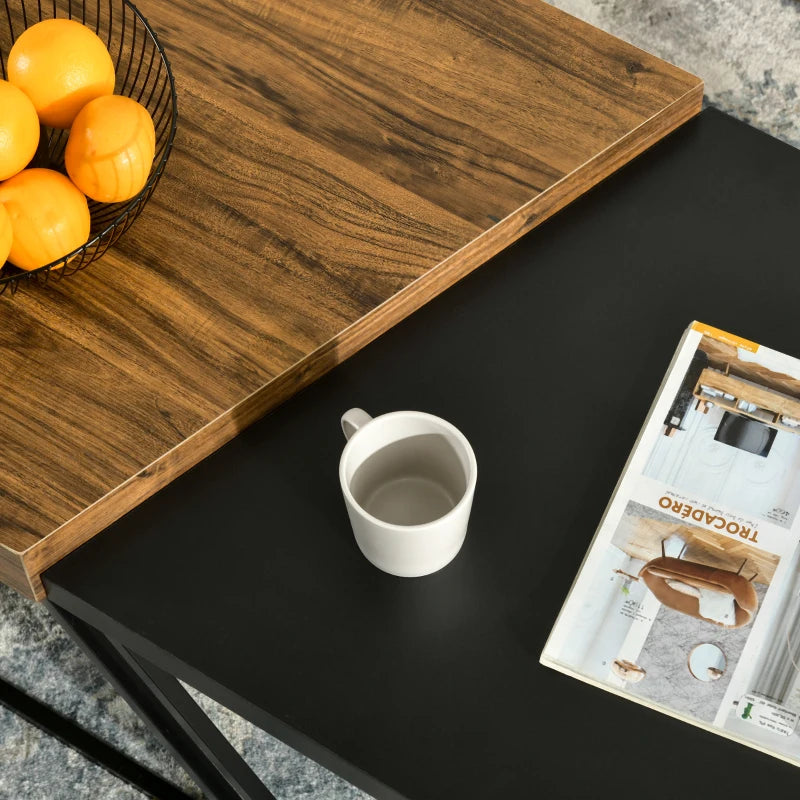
[339,408,477,577]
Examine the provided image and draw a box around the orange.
[65,95,156,203]
[0,80,40,181]
[0,204,12,266]
[0,169,91,271]
[8,18,115,129]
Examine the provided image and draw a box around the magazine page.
[542,321,800,765]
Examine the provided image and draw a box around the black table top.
[45,109,800,799]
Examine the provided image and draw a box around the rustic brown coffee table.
[0,0,700,600]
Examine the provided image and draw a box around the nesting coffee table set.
[3,0,800,798]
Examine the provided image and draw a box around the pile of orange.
[0,18,156,272]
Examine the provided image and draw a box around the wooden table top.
[0,0,701,600]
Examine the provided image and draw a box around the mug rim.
[339,410,477,531]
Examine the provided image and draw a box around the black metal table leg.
[0,676,193,799]
[47,601,276,800]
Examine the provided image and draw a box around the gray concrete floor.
[2,0,799,797]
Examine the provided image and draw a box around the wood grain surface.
[695,368,800,421]
[0,0,702,599]
[700,335,800,398]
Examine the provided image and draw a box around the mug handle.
[341,408,372,440]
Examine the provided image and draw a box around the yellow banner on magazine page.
[691,321,760,353]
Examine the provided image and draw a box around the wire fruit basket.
[0,0,177,295]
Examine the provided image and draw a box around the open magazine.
[542,321,800,764]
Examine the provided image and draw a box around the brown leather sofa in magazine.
[639,555,758,629]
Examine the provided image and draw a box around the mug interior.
[341,413,474,527]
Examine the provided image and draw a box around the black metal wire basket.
[0,0,177,294]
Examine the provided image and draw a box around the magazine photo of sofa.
[644,334,800,529]
[550,501,778,723]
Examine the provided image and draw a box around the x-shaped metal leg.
[47,601,276,800]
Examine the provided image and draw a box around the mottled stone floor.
[2,1,799,798]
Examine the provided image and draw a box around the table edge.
[6,80,702,601]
